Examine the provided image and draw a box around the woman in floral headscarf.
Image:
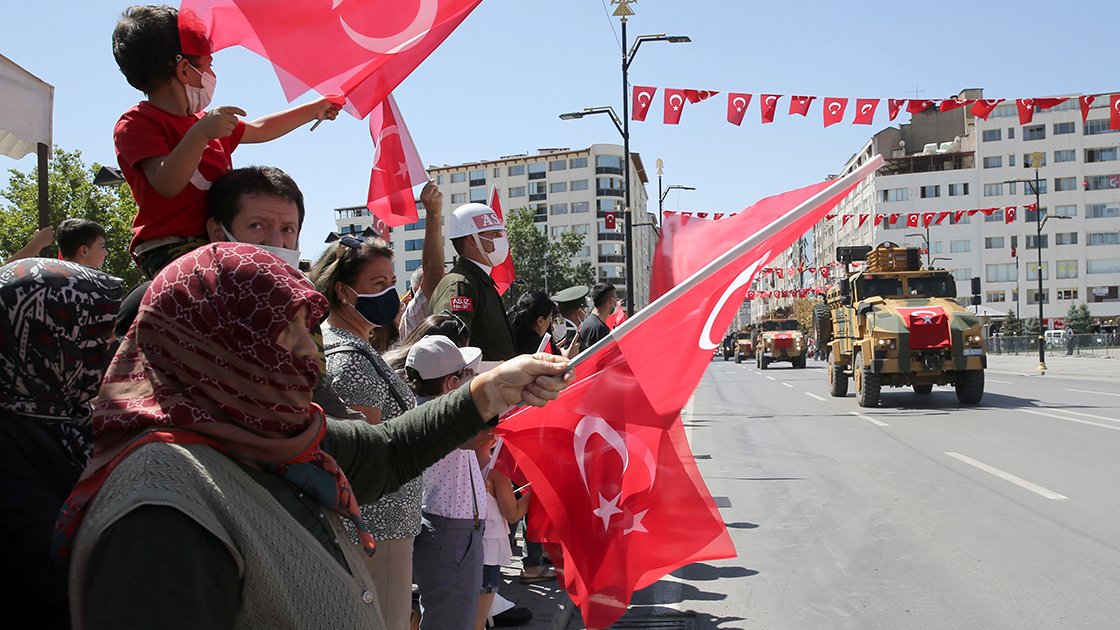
[58,243,571,630]
[0,258,122,630]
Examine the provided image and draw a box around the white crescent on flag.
[338,0,438,54]
[698,256,767,350]
[669,94,683,109]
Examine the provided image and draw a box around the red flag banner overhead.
[727,93,751,126]
[1080,95,1097,123]
[632,86,657,122]
[664,88,687,125]
[180,0,484,118]
[970,99,1005,120]
[889,99,905,121]
[939,98,974,112]
[760,94,781,123]
[858,214,870,227]
[906,213,919,228]
[1006,206,1017,224]
[1035,97,1070,111]
[1112,95,1120,131]
[922,212,935,227]
[487,185,516,295]
[365,93,427,227]
[907,99,936,114]
[683,89,718,104]
[789,96,815,116]
[1017,98,1036,124]
[854,99,879,125]
[823,98,847,127]
[936,211,949,225]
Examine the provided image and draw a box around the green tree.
[1002,307,1024,336]
[1024,316,1040,338]
[2,147,143,289]
[1065,302,1092,334]
[504,205,595,308]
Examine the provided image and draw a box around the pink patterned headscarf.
[57,243,377,557]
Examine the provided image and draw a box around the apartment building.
[333,143,657,308]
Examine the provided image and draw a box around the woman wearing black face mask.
[309,238,419,630]
[507,291,581,359]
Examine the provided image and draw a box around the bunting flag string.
[629,87,1119,129]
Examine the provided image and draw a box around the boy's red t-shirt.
[114,101,246,253]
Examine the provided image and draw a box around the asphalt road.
[581,356,1120,629]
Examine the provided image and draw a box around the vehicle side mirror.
[971,276,981,295]
[971,295,982,306]
[839,278,850,297]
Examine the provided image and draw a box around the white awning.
[0,53,53,160]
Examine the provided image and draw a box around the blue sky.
[3,0,1114,262]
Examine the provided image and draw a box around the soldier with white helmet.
[429,203,517,361]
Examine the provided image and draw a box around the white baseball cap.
[449,203,504,239]
[406,335,483,380]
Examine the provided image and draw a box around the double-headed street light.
[655,159,695,227]
[559,2,689,316]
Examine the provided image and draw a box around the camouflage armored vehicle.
[754,317,807,369]
[817,244,986,407]
[734,326,755,363]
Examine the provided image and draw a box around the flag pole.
[566,155,885,371]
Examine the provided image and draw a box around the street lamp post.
[655,158,694,227]
[560,2,688,316]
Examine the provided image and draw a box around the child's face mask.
[182,61,216,114]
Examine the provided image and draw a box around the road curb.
[547,591,576,630]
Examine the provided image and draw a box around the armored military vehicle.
[754,317,807,369]
[817,244,986,407]
[734,326,755,363]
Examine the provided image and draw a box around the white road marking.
[1068,388,1120,398]
[849,411,889,427]
[987,379,1012,384]
[782,382,794,388]
[804,392,826,401]
[1022,408,1120,432]
[945,452,1067,500]
[1060,409,1120,424]
[765,375,776,381]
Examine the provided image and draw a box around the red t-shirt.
[114,101,246,253]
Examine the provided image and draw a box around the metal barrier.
[986,334,1120,357]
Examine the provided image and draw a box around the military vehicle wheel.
[813,303,832,347]
[828,356,848,397]
[955,370,984,405]
[793,355,807,369]
[913,383,933,395]
[759,355,769,370]
[735,352,741,364]
[854,350,880,407]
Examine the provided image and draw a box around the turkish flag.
[365,93,427,228]
[1111,94,1120,131]
[939,98,974,112]
[970,99,1005,120]
[907,99,936,114]
[842,215,853,227]
[605,211,617,230]
[953,210,965,224]
[858,214,869,227]
[854,99,879,125]
[1080,95,1097,123]
[664,89,687,125]
[760,94,781,123]
[899,306,951,349]
[1011,246,1017,258]
[1005,206,1017,224]
[605,304,627,329]
[727,93,751,126]
[823,98,848,127]
[936,211,949,225]
[874,213,887,225]
[922,212,935,227]
[1035,97,1069,111]
[487,185,516,295]
[180,0,484,118]
[821,266,830,278]
[1017,99,1036,124]
[789,96,815,116]
[906,213,920,228]
[889,213,901,225]
[980,208,997,217]
[632,86,657,122]
[683,89,719,104]
[889,99,905,121]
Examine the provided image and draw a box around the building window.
[1055,204,1077,218]
[1054,122,1076,135]
[451,192,467,204]
[950,212,970,225]
[1026,234,1049,249]
[949,183,969,196]
[573,224,590,235]
[550,204,567,215]
[929,241,942,254]
[1027,289,1049,304]
[1085,175,1120,191]
[1086,147,1119,162]
[985,236,1005,249]
[570,179,589,191]
[987,290,1006,303]
[987,263,1016,282]
[1025,125,1047,140]
[405,259,422,272]
[1055,177,1077,192]
[985,209,1005,222]
[1087,202,1120,218]
[984,183,1003,197]
[1085,119,1118,135]
[469,188,487,203]
[571,201,590,213]
[1011,235,1018,248]
[528,163,547,179]
[1025,179,1047,195]
[983,156,1002,169]
[596,155,624,168]
[508,165,525,176]
[1057,289,1078,300]
[920,185,940,198]
[570,157,588,169]
[951,239,971,253]
[436,175,444,185]
[508,186,526,198]
[451,172,467,183]
[982,129,1002,142]
[493,167,500,178]
[550,225,571,238]
[598,198,620,213]
[529,181,547,197]
[1055,149,1076,163]
[1088,231,1120,246]
[878,188,908,202]
[469,170,486,187]
[1008,127,1015,139]
[1026,262,1049,281]
[549,160,566,172]
[1056,232,1078,245]
[550,182,567,194]
[1009,154,1016,167]
[404,219,426,232]
[404,238,424,252]
[952,269,972,282]
[1057,260,1078,279]
[1023,152,1046,168]
[575,246,591,257]
[1088,259,1120,274]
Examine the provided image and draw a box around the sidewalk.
[495,532,577,630]
[986,352,1120,379]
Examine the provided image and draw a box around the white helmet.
[449,203,504,239]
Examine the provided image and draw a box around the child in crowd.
[474,437,531,630]
[111,5,339,277]
[405,336,488,630]
[57,218,108,268]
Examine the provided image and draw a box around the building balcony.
[598,232,624,241]
[878,151,975,176]
[600,276,626,285]
[597,188,624,198]
[596,166,624,175]
[598,255,625,263]
[528,171,546,180]
[529,193,547,202]
[469,178,486,187]
[533,213,547,223]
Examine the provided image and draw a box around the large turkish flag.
[365,94,427,227]
[179,0,483,118]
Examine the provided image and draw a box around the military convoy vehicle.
[816,244,986,407]
[735,327,755,363]
[754,317,807,369]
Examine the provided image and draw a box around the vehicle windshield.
[761,320,799,331]
[906,275,955,297]
[737,332,751,339]
[861,277,903,298]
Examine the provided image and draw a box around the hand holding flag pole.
[309,94,348,131]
